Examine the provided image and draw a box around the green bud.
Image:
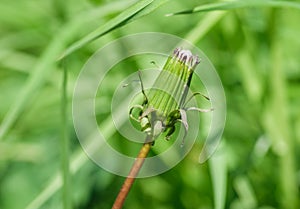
[131,48,200,141]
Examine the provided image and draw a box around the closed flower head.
[130,48,211,144]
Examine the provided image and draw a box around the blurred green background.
[0,0,299,209]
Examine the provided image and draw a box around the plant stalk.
[112,137,152,209]
[61,59,71,209]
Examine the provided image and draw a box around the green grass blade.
[0,41,62,141]
[25,99,128,209]
[209,142,227,209]
[61,59,71,209]
[184,11,227,44]
[168,0,300,15]
[127,0,169,23]
[0,50,36,73]
[262,32,299,209]
[59,0,154,59]
[0,1,135,141]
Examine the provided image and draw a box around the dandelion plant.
[112,48,212,209]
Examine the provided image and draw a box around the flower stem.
[112,137,152,209]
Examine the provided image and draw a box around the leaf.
[0,1,136,140]
[168,0,300,16]
[59,0,154,59]
[25,91,133,209]
[209,142,227,209]
[127,0,169,22]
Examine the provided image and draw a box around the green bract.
[130,48,211,144]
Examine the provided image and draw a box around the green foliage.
[168,0,300,15]
[0,0,299,209]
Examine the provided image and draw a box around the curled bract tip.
[173,48,200,70]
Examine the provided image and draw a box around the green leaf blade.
[59,0,154,59]
[168,0,300,16]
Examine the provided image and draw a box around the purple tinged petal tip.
[173,48,200,70]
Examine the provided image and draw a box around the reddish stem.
[112,141,152,209]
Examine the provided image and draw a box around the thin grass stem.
[61,59,71,209]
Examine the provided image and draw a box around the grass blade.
[127,0,169,22]
[233,176,257,208]
[209,142,227,209]
[59,0,154,59]
[262,29,299,209]
[61,59,71,209]
[25,94,130,209]
[0,1,136,141]
[168,0,300,15]
[184,11,227,44]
